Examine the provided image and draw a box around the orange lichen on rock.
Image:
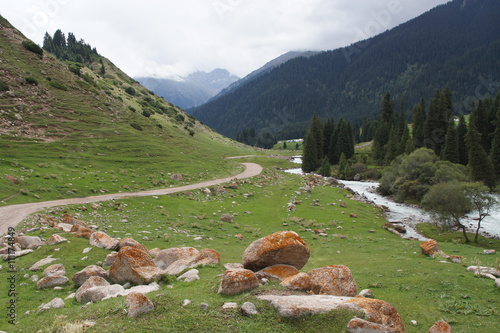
[242,231,310,271]
[256,264,300,280]
[109,246,164,285]
[345,297,405,333]
[308,265,358,296]
[428,320,452,333]
[420,239,440,256]
[218,269,259,295]
[280,272,311,291]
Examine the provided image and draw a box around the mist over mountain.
[137,68,239,109]
[190,0,500,141]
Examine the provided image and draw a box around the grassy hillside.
[0,15,256,205]
[5,158,499,332]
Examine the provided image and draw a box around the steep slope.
[0,15,253,204]
[137,68,239,109]
[190,0,500,141]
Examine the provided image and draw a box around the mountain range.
[136,68,239,109]
[190,0,500,142]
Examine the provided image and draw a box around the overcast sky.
[3,0,450,79]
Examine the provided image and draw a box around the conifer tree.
[457,115,468,165]
[318,157,331,177]
[490,107,500,179]
[372,92,395,163]
[467,121,496,189]
[385,125,400,162]
[424,90,448,155]
[442,118,459,163]
[412,99,426,148]
[323,118,335,155]
[309,114,324,161]
[302,130,318,173]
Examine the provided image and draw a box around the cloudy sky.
[3,0,450,79]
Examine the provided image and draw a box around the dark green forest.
[191,0,500,147]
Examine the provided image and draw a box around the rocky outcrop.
[89,231,119,250]
[126,292,154,318]
[242,231,310,271]
[308,265,358,296]
[109,246,165,285]
[218,269,260,295]
[72,265,109,287]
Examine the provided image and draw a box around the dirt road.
[0,162,263,235]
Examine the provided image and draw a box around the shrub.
[130,123,143,131]
[0,80,9,92]
[142,109,152,118]
[175,114,185,122]
[128,106,137,112]
[25,77,38,85]
[125,86,136,96]
[22,40,43,57]
[49,81,68,91]
[68,64,82,76]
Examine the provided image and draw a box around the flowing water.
[285,158,500,240]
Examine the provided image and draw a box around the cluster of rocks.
[1,213,221,319]
[420,239,500,288]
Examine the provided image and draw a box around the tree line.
[43,29,100,65]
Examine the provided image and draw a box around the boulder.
[89,232,119,250]
[109,246,165,285]
[47,234,67,245]
[256,264,300,281]
[257,294,354,317]
[176,269,200,282]
[43,264,65,277]
[344,298,404,332]
[224,263,244,270]
[153,247,199,270]
[117,238,148,253]
[103,252,118,267]
[242,231,310,271]
[29,256,59,271]
[280,272,311,291]
[428,320,452,333]
[484,249,496,255]
[164,248,220,276]
[220,214,233,222]
[37,298,65,314]
[78,284,126,303]
[55,223,73,232]
[420,239,440,256]
[73,225,94,239]
[467,266,500,278]
[16,236,44,249]
[170,173,183,181]
[308,265,357,296]
[347,318,400,333]
[72,265,109,287]
[36,276,69,289]
[126,292,154,318]
[218,269,260,295]
[75,276,110,302]
[241,302,258,316]
[149,248,161,257]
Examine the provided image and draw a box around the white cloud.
[1,0,450,78]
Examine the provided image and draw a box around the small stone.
[358,289,373,298]
[241,302,258,316]
[411,320,418,326]
[484,249,496,255]
[200,303,209,311]
[82,247,92,254]
[182,299,191,306]
[30,275,39,282]
[222,302,238,310]
[176,269,200,282]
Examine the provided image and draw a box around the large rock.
[242,231,310,271]
[126,292,154,318]
[218,269,260,295]
[43,264,65,277]
[109,246,164,285]
[103,252,118,267]
[280,272,311,291]
[308,265,358,296]
[164,248,220,275]
[78,284,126,303]
[117,238,148,253]
[16,236,44,249]
[75,276,110,302]
[428,320,452,333]
[177,269,200,282]
[55,223,73,233]
[73,225,94,239]
[62,214,88,227]
[29,256,59,271]
[256,264,300,281]
[89,231,119,250]
[420,239,440,256]
[153,247,199,270]
[36,276,69,289]
[258,294,404,332]
[47,234,67,245]
[72,265,109,287]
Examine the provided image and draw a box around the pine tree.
[457,115,468,165]
[302,130,318,173]
[310,114,324,161]
[318,157,331,177]
[338,153,351,179]
[490,107,500,179]
[323,118,335,156]
[424,90,448,155]
[442,118,459,163]
[467,121,496,189]
[283,141,287,149]
[385,125,399,162]
[372,93,396,163]
[412,99,426,148]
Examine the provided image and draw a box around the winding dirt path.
[0,162,263,235]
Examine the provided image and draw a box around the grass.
[4,161,499,332]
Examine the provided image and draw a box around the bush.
[68,64,82,76]
[49,81,68,91]
[22,40,43,57]
[130,123,143,131]
[175,114,185,122]
[142,109,152,118]
[0,80,9,92]
[125,86,136,96]
[25,77,38,85]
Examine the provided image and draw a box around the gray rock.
[43,264,65,277]
[29,256,60,271]
[126,292,154,318]
[200,303,209,311]
[176,269,200,282]
[241,302,258,316]
[16,236,44,249]
[72,265,109,287]
[89,231,119,250]
[36,276,69,289]
[222,302,238,310]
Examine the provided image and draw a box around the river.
[285,158,500,240]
